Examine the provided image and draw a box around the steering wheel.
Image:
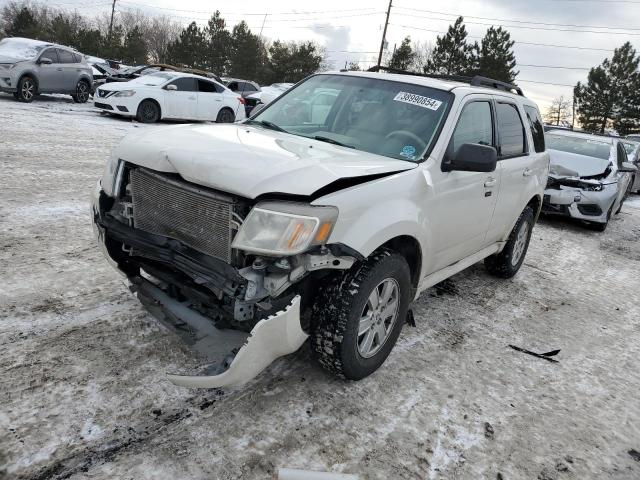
[384,130,427,151]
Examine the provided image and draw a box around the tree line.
[0,1,324,85]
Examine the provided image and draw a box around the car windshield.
[250,74,452,162]
[131,72,177,86]
[546,134,612,160]
[622,142,637,155]
[0,37,47,61]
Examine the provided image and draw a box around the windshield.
[130,72,177,85]
[546,134,612,160]
[0,38,47,61]
[622,142,637,155]
[251,74,452,162]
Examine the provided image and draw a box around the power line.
[519,64,591,70]
[389,24,615,52]
[391,12,640,35]
[392,5,640,32]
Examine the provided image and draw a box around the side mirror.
[166,84,177,91]
[250,102,265,116]
[442,143,497,173]
[620,161,638,172]
[39,57,52,65]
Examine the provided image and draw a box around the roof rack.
[366,65,524,96]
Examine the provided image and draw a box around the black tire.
[16,76,36,102]
[72,79,90,103]
[311,249,412,380]
[136,100,160,123]
[216,108,235,123]
[485,206,535,278]
[12,92,19,99]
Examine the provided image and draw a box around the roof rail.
[366,65,524,96]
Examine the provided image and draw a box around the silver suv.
[0,37,93,103]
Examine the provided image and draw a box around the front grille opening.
[130,168,234,262]
[577,204,603,216]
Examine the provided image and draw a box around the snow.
[1,93,640,479]
[0,37,49,61]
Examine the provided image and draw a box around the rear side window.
[198,79,222,93]
[524,105,545,153]
[242,82,258,92]
[57,49,76,63]
[496,102,526,157]
[167,77,197,91]
[617,143,628,168]
[40,48,58,63]
[448,101,493,159]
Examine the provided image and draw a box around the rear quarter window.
[524,105,545,153]
[496,102,526,157]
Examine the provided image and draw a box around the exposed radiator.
[130,168,233,262]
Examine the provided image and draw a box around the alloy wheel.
[511,219,530,267]
[21,79,34,101]
[76,82,89,102]
[357,278,400,358]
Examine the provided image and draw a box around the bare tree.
[410,40,433,73]
[144,15,181,63]
[545,95,572,126]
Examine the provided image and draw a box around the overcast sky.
[4,0,639,112]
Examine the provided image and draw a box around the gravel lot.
[1,94,640,480]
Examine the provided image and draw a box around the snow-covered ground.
[1,94,640,480]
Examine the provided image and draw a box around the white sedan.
[94,72,246,123]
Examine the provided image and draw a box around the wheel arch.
[377,235,422,289]
[526,194,542,221]
[217,106,235,121]
[18,72,39,91]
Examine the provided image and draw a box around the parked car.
[92,71,548,388]
[94,71,246,123]
[625,134,640,142]
[106,64,222,84]
[244,82,294,115]
[543,130,637,230]
[621,139,640,193]
[222,77,260,99]
[0,37,93,103]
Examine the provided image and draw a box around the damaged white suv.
[92,70,549,388]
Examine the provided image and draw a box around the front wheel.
[136,100,160,123]
[311,249,412,380]
[72,80,90,103]
[16,76,36,102]
[485,206,534,278]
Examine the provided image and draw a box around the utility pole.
[377,0,392,67]
[259,13,268,37]
[108,0,117,42]
[572,96,576,130]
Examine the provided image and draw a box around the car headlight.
[101,156,123,197]
[114,90,135,97]
[232,202,338,256]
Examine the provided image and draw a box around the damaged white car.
[542,130,637,231]
[92,71,549,388]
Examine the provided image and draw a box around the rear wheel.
[136,100,160,123]
[485,206,534,278]
[72,80,90,103]
[16,76,36,102]
[311,249,411,380]
[216,108,235,123]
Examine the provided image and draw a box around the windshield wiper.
[313,135,355,149]
[248,120,287,133]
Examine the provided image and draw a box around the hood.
[548,149,611,178]
[113,124,417,199]
[0,55,20,64]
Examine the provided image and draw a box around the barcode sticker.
[393,91,442,111]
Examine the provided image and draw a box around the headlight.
[114,90,135,97]
[101,156,123,197]
[232,202,338,255]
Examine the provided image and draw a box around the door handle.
[523,167,533,177]
[484,177,497,188]
[57,68,63,71]
[188,96,196,100]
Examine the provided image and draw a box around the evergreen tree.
[101,24,124,60]
[388,36,414,71]
[424,17,474,76]
[473,26,518,83]
[166,22,206,69]
[204,11,231,75]
[228,21,266,80]
[574,42,640,134]
[121,25,147,64]
[75,28,103,57]
[6,6,41,39]
[268,40,323,83]
[346,61,361,71]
